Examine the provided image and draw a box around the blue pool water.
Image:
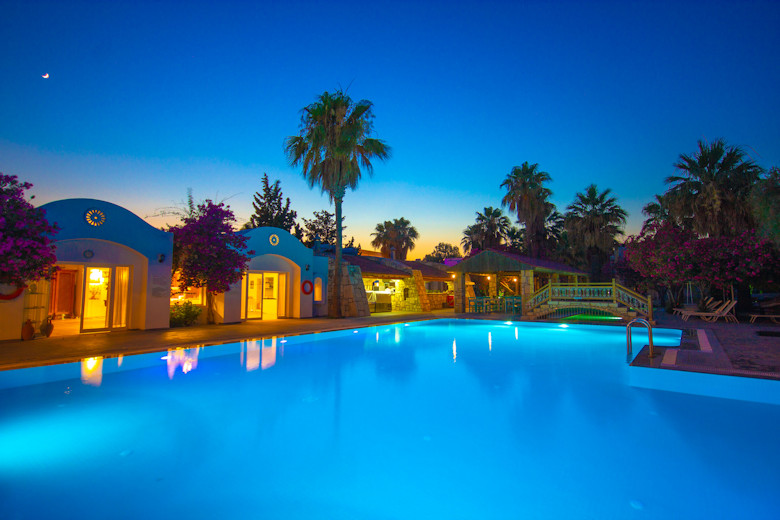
[1,319,779,519]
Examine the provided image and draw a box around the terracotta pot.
[21,319,35,341]
[40,317,54,338]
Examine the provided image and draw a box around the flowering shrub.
[0,173,59,287]
[625,221,777,300]
[690,232,777,292]
[624,222,697,289]
[169,200,254,323]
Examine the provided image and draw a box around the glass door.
[81,267,111,332]
[262,273,278,320]
[112,266,130,329]
[246,273,264,319]
[244,272,285,320]
[80,266,130,332]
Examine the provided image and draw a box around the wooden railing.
[526,281,652,320]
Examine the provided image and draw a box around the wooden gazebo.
[446,249,587,314]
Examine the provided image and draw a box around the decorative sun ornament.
[42,73,49,79]
[85,209,106,226]
[269,234,280,246]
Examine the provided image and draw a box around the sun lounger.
[748,314,780,324]
[680,300,738,323]
[673,298,720,316]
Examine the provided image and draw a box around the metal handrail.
[626,317,654,364]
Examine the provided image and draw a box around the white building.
[0,199,173,340]
[230,227,329,321]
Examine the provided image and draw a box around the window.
[170,272,204,305]
[314,277,322,302]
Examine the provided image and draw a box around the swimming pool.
[1,319,778,519]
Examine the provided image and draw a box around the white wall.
[239,227,330,320]
[0,285,26,341]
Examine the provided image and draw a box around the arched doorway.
[241,254,300,320]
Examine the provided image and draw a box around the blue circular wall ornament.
[269,234,280,246]
[85,209,106,226]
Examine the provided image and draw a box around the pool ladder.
[626,318,655,364]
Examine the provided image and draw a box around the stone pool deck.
[630,311,780,380]
[1,309,778,381]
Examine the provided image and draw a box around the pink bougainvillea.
[0,173,59,287]
[623,222,697,289]
[169,200,254,323]
[625,221,777,297]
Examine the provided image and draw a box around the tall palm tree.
[564,184,627,281]
[285,90,391,317]
[665,139,763,237]
[501,162,553,258]
[370,217,419,260]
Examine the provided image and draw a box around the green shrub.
[170,301,202,327]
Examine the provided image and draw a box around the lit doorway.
[81,266,130,332]
[244,272,287,320]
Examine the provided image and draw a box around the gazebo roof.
[446,249,585,276]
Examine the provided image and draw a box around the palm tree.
[665,139,763,237]
[285,90,391,317]
[641,194,672,231]
[543,210,565,253]
[505,225,524,252]
[461,224,486,254]
[461,207,511,254]
[370,217,419,260]
[475,206,511,249]
[501,162,553,258]
[564,184,627,281]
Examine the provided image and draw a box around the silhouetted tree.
[242,173,298,232]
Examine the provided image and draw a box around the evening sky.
[2,0,779,256]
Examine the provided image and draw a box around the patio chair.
[468,297,485,313]
[748,296,780,323]
[680,300,738,323]
[673,297,719,316]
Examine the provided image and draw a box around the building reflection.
[243,338,277,372]
[81,356,104,386]
[165,347,200,379]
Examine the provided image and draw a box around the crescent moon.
[42,73,49,79]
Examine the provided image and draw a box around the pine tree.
[243,173,298,232]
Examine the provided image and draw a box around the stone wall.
[391,276,422,312]
[454,274,476,313]
[520,270,534,315]
[328,259,370,317]
[428,293,451,309]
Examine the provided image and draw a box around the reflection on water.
[80,357,103,386]
[452,339,457,363]
[262,338,277,370]
[243,338,277,372]
[164,347,200,379]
